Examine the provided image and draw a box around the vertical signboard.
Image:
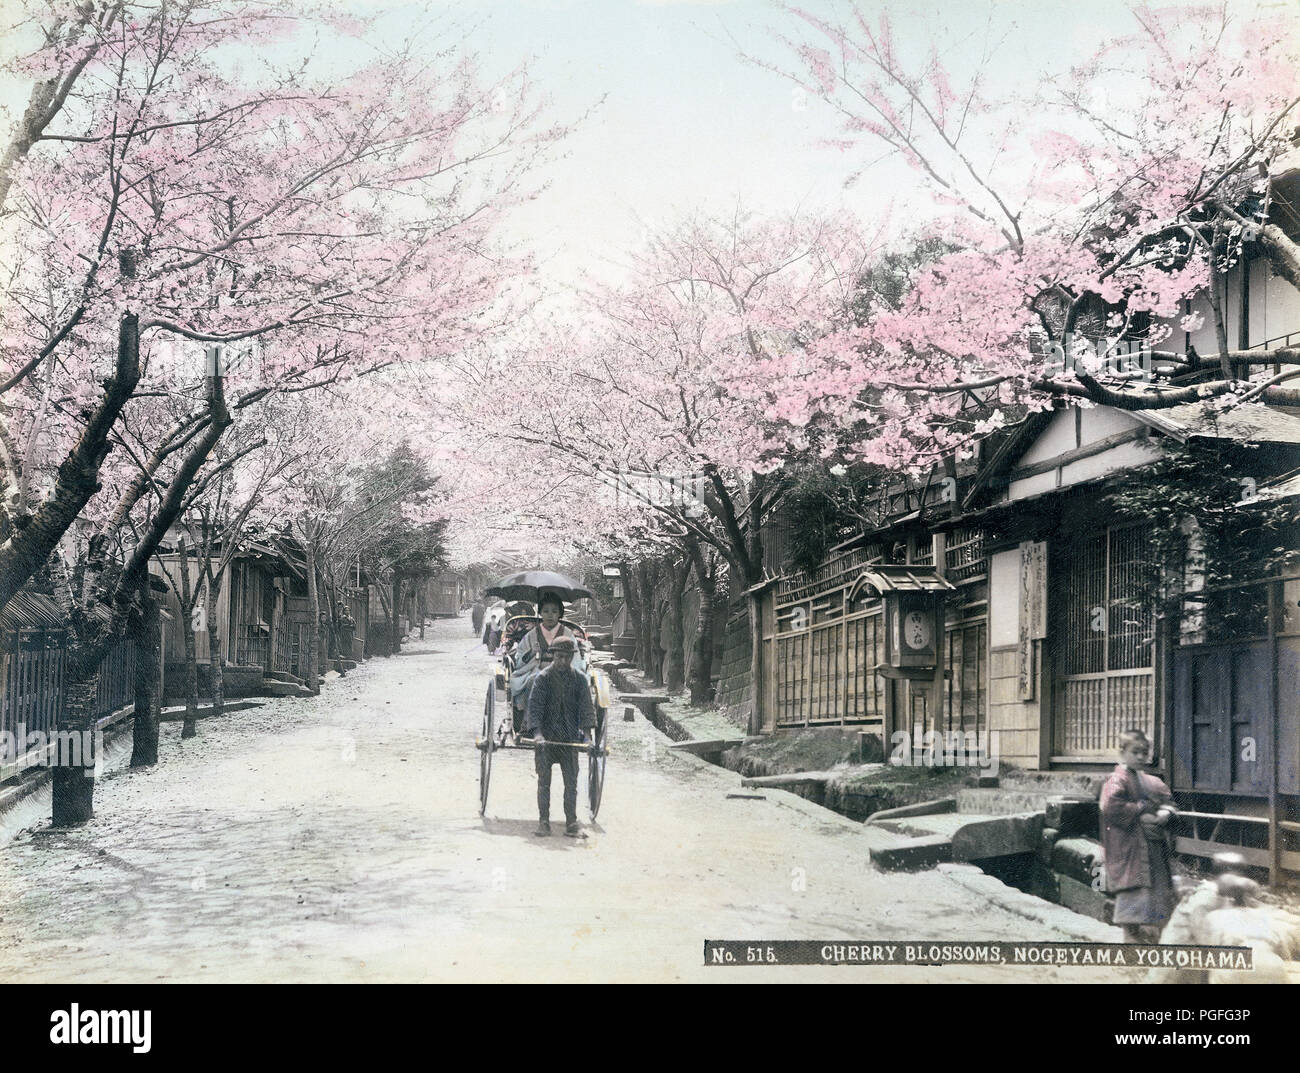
[1019,541,1047,699]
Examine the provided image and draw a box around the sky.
[323,0,1294,294]
[402,0,1120,290]
[1,0,1288,295]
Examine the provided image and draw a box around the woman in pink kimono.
[1100,729,1178,942]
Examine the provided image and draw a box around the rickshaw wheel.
[588,707,608,819]
[480,681,495,815]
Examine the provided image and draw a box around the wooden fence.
[1,630,140,776]
[0,632,65,744]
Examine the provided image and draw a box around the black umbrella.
[485,570,592,604]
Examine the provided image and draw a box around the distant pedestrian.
[1100,728,1178,943]
[336,602,355,673]
[525,637,595,838]
[471,595,486,638]
[482,601,506,650]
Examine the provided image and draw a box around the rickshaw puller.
[526,636,594,837]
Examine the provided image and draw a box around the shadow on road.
[479,817,604,848]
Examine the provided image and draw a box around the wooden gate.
[1171,642,1274,794]
[1170,575,1298,796]
[1167,575,1300,879]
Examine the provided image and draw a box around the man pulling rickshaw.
[475,570,612,824]
[526,635,595,837]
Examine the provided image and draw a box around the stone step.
[864,797,957,824]
[1057,873,1116,925]
[873,810,1044,862]
[158,699,266,721]
[956,787,1056,815]
[1051,836,1104,887]
[999,768,1107,797]
[259,679,309,698]
[951,812,1044,861]
[869,834,953,871]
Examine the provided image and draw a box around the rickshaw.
[475,573,612,819]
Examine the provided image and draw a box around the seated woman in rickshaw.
[507,594,585,731]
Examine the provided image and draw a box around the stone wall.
[714,605,751,731]
[163,663,264,703]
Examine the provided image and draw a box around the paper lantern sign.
[847,565,956,672]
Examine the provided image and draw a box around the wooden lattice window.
[1054,524,1157,756]
[945,527,986,582]
[1059,525,1156,675]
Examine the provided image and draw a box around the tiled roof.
[1132,402,1300,444]
[0,591,65,631]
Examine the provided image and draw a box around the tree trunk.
[206,574,223,719]
[687,547,716,706]
[1208,232,1234,380]
[652,600,668,687]
[664,557,691,693]
[129,585,160,768]
[305,540,320,693]
[746,589,765,736]
[636,560,657,679]
[617,561,639,656]
[0,315,141,616]
[51,674,99,827]
[181,610,199,739]
[417,584,426,640]
[744,511,767,735]
[391,573,404,654]
[322,591,337,671]
[1258,221,1300,294]
[375,583,393,656]
[711,597,728,685]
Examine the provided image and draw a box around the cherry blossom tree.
[449,210,876,727]
[747,1,1300,472]
[0,0,562,824]
[0,0,557,621]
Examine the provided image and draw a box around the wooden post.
[838,587,850,728]
[802,599,813,728]
[1268,581,1280,886]
[1158,607,1173,785]
[932,533,948,743]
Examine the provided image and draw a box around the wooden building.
[751,397,1300,878]
[746,190,1300,874]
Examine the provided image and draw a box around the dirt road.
[0,617,1143,982]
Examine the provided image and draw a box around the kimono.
[1100,763,1177,926]
[508,624,582,713]
[482,605,506,650]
